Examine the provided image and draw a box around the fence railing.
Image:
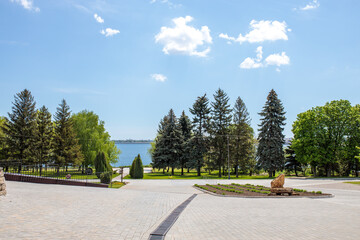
[0,161,114,188]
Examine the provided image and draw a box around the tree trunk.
[269,170,273,178]
[235,166,239,178]
[197,166,201,176]
[249,170,253,176]
[294,165,298,177]
[356,161,359,177]
[171,167,174,176]
[167,166,169,172]
[187,167,190,173]
[218,164,222,177]
[326,164,331,177]
[163,168,165,174]
[181,165,184,176]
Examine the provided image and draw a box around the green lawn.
[125,168,276,180]
[344,181,360,185]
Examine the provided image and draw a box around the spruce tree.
[178,111,192,175]
[209,88,232,177]
[53,99,83,171]
[152,115,169,172]
[285,144,300,176]
[162,109,183,175]
[2,89,37,170]
[257,89,286,177]
[231,97,254,177]
[34,106,53,175]
[188,94,211,176]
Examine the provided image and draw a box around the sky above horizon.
[1,0,360,140]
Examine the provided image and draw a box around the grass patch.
[109,181,125,189]
[344,181,360,185]
[125,168,276,180]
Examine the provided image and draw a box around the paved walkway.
[1,178,360,239]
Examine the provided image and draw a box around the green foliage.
[284,144,302,176]
[188,94,211,176]
[94,151,112,178]
[72,110,120,168]
[231,97,256,177]
[130,154,144,179]
[0,117,7,160]
[2,89,37,165]
[100,172,112,184]
[34,106,53,168]
[257,89,286,177]
[178,111,192,175]
[53,99,84,167]
[292,100,360,176]
[209,88,232,177]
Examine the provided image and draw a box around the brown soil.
[195,184,332,197]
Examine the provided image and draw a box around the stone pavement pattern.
[1,178,360,240]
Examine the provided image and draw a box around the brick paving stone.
[1,178,360,240]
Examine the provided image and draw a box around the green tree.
[162,109,183,175]
[257,89,286,177]
[188,94,211,176]
[178,111,192,175]
[292,100,356,176]
[131,154,144,179]
[34,106,53,175]
[0,117,7,161]
[53,99,84,170]
[2,89,37,170]
[209,88,232,177]
[72,110,120,171]
[231,97,254,177]
[94,151,112,178]
[151,115,169,172]
[284,144,301,176]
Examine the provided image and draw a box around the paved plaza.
[1,178,360,239]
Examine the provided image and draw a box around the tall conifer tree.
[209,88,232,177]
[34,106,53,175]
[257,89,286,177]
[178,111,192,175]
[162,109,183,175]
[231,97,254,177]
[53,99,83,170]
[189,94,211,176]
[3,89,37,170]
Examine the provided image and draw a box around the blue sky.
[1,0,360,139]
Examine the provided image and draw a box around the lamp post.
[227,135,230,180]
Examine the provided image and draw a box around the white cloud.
[151,74,167,82]
[155,16,212,57]
[239,46,263,69]
[150,0,181,8]
[94,13,104,23]
[219,20,289,44]
[301,0,320,10]
[10,0,40,12]
[239,47,290,70]
[100,28,120,37]
[265,52,290,66]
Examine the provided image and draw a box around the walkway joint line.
[149,194,197,240]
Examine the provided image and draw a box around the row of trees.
[0,89,120,173]
[291,100,360,177]
[151,88,286,177]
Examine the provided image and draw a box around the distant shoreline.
[113,140,153,144]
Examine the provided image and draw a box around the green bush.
[130,154,144,179]
[100,172,111,184]
[94,151,112,178]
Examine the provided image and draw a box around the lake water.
[113,143,152,167]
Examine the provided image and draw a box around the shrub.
[130,154,144,179]
[94,151,112,178]
[316,191,322,194]
[100,172,111,184]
